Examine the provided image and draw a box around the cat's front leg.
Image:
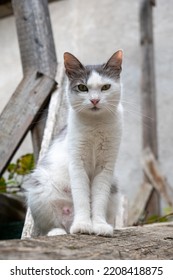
[91,171,114,236]
[69,165,92,234]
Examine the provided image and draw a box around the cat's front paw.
[70,221,93,235]
[47,228,67,236]
[93,222,113,237]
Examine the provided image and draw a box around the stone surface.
[0,223,173,260]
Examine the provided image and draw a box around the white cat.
[27,50,123,237]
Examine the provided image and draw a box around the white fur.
[26,70,123,237]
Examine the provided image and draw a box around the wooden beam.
[31,104,49,162]
[142,147,173,207]
[0,0,61,19]
[12,0,57,79]
[128,182,153,226]
[140,0,160,216]
[0,0,58,175]
[0,71,56,176]
[2,222,173,259]
[12,0,58,161]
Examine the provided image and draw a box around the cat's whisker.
[31,116,47,126]
[107,102,153,122]
[107,102,120,108]
[109,100,139,110]
[103,105,116,116]
[75,104,90,113]
[124,108,153,121]
[123,109,153,129]
[107,100,153,127]
[108,99,140,108]
[121,100,140,107]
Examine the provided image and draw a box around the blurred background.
[0,0,173,237]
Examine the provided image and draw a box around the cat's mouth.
[91,107,100,111]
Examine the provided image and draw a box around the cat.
[26,50,123,237]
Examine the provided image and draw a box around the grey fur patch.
[68,63,121,89]
[86,64,121,80]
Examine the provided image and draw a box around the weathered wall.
[0,0,173,205]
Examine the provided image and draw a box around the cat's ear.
[64,52,85,79]
[104,50,123,78]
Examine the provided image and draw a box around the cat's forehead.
[87,70,107,87]
[86,65,113,87]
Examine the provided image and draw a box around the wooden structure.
[128,0,173,225]
[0,222,173,259]
[0,0,68,236]
[0,0,58,19]
[129,0,161,225]
[140,0,160,218]
[0,0,57,176]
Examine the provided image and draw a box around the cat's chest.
[80,127,114,170]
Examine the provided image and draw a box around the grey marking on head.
[69,63,121,89]
[64,51,123,89]
[86,64,121,80]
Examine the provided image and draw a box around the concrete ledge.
[0,222,173,260]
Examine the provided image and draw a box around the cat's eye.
[101,84,111,91]
[78,84,88,92]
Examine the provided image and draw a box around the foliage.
[137,207,173,226]
[0,154,34,194]
[0,177,6,193]
[146,213,171,224]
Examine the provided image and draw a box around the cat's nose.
[90,98,100,106]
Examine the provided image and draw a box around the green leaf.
[8,173,15,180]
[16,154,35,175]
[163,206,173,215]
[146,215,160,224]
[0,177,7,193]
[157,216,168,223]
[7,163,17,173]
[146,214,170,224]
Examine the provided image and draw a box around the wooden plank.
[140,0,158,156]
[0,0,61,19]
[140,0,160,216]
[142,147,173,207]
[21,66,66,238]
[0,71,56,176]
[2,223,173,259]
[12,0,58,160]
[128,182,153,226]
[0,0,58,169]
[31,104,49,162]
[12,0,57,79]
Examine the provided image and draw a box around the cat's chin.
[91,107,100,112]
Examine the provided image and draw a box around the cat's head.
[64,50,123,115]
